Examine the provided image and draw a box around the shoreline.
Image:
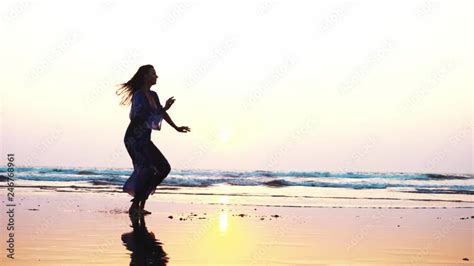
[1,180,474,209]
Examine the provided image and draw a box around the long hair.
[116,64,157,108]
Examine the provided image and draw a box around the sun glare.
[217,128,233,144]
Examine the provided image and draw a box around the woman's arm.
[163,111,190,133]
[163,97,175,112]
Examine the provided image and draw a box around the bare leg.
[140,200,151,215]
[129,198,141,218]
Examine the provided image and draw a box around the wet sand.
[0,189,473,265]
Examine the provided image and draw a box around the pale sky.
[1,1,472,173]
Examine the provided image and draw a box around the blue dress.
[123,90,171,201]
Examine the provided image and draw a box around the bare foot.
[140,209,152,215]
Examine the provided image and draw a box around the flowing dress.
[123,90,171,201]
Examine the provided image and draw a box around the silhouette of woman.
[121,214,169,265]
[117,65,190,215]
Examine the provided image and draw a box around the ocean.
[1,166,473,208]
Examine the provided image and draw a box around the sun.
[217,127,233,144]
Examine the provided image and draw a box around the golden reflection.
[219,195,229,204]
[219,196,229,233]
[219,210,228,233]
[184,204,263,263]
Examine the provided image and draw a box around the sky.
[1,1,472,173]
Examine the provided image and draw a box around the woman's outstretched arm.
[163,96,175,112]
[163,111,190,133]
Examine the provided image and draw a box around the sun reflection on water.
[219,210,228,233]
[219,196,229,234]
[184,195,261,263]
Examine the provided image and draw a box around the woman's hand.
[176,126,191,133]
[164,97,176,111]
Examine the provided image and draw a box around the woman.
[117,64,190,215]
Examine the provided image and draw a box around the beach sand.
[0,187,473,265]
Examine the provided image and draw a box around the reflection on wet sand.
[121,214,169,265]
